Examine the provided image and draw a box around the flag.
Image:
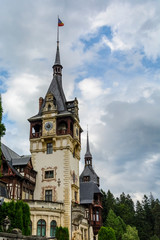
[58,18,64,27]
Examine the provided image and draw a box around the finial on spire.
[85,128,92,166]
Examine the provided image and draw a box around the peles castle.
[0,31,102,240]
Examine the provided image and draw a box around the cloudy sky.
[1,0,160,201]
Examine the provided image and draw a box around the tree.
[98,226,116,240]
[153,201,160,238]
[115,192,135,226]
[0,95,6,177]
[105,209,126,240]
[101,190,116,224]
[0,200,31,235]
[122,225,139,240]
[150,235,160,240]
[55,226,69,240]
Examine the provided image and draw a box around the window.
[83,176,90,182]
[47,143,53,154]
[75,191,77,202]
[45,170,54,179]
[96,210,99,221]
[73,172,76,184]
[37,219,46,236]
[50,220,57,237]
[48,104,51,111]
[45,190,52,201]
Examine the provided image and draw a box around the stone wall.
[0,232,56,240]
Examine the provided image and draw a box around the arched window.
[48,104,51,111]
[37,219,46,236]
[50,220,57,237]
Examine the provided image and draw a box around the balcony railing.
[31,132,42,138]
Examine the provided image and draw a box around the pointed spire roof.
[54,41,61,65]
[85,131,92,158]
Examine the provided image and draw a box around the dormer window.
[83,176,90,182]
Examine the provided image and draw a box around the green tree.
[101,190,116,224]
[55,226,69,240]
[122,225,139,240]
[115,192,135,226]
[150,235,160,240]
[0,200,31,235]
[105,209,126,240]
[153,201,160,238]
[98,226,116,240]
[0,95,6,177]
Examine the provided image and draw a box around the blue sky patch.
[80,26,113,52]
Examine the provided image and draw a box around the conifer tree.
[0,95,6,177]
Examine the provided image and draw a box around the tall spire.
[85,130,92,166]
[52,18,63,75]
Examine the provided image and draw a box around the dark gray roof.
[1,143,31,166]
[12,156,31,166]
[54,41,61,65]
[80,165,99,185]
[1,143,20,160]
[47,74,67,112]
[80,182,100,204]
[85,131,92,158]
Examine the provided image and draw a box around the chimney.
[39,97,43,111]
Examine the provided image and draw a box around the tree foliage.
[122,225,139,240]
[98,226,116,240]
[105,209,126,240]
[0,200,31,235]
[101,189,160,240]
[0,96,6,177]
[55,226,69,240]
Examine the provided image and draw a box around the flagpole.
[57,15,59,43]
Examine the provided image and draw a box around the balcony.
[31,132,42,139]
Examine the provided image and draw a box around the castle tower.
[80,131,102,237]
[28,35,82,236]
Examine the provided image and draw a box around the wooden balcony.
[31,132,42,139]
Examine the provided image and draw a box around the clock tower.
[28,37,82,235]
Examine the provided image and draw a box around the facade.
[0,35,102,240]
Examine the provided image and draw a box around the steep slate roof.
[80,182,100,204]
[80,165,99,185]
[46,74,67,112]
[1,143,20,160]
[85,131,92,158]
[1,143,31,166]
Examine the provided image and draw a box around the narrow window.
[45,170,54,179]
[96,210,99,221]
[45,190,52,201]
[75,191,77,202]
[50,220,57,237]
[48,104,51,111]
[47,143,53,154]
[37,219,46,236]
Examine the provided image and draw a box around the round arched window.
[50,220,57,237]
[37,219,46,236]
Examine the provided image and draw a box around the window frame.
[37,219,46,237]
[47,143,53,154]
[45,189,52,202]
[50,220,57,237]
[45,170,54,179]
